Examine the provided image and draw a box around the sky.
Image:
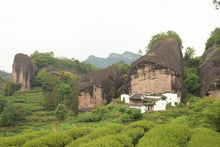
[0,0,219,73]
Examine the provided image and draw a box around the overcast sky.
[0,0,219,73]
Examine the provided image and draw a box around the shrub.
[66,124,124,147]
[119,107,126,112]
[129,108,142,119]
[55,104,67,121]
[187,128,220,147]
[79,137,123,147]
[122,127,145,145]
[0,103,16,126]
[64,127,93,140]
[124,120,156,132]
[23,132,72,147]
[0,130,50,146]
[137,124,190,147]
[77,113,101,122]
[120,113,130,122]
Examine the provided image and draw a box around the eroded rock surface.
[79,66,123,111]
[126,38,183,96]
[12,53,35,90]
[199,46,220,97]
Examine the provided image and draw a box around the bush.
[122,127,145,145]
[79,137,123,147]
[187,128,220,147]
[124,120,156,132]
[23,132,72,147]
[129,108,142,119]
[66,124,124,147]
[77,113,102,122]
[64,127,93,140]
[119,107,126,112]
[0,103,16,126]
[137,124,190,147]
[0,130,50,146]
[55,104,67,121]
[120,113,130,122]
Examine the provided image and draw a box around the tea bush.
[124,120,155,132]
[187,127,220,147]
[137,124,190,147]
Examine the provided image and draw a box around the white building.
[120,94,130,104]
[122,93,181,113]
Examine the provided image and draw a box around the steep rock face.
[199,46,220,97]
[12,53,35,90]
[126,38,183,96]
[79,66,123,111]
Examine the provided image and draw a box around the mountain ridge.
[84,51,140,68]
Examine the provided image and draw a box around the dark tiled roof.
[129,104,144,107]
[130,94,143,99]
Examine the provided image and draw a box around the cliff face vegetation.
[79,66,123,111]
[127,37,183,96]
[12,53,35,90]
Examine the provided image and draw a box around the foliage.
[23,132,73,147]
[66,124,124,147]
[14,103,26,121]
[32,68,56,91]
[55,104,67,121]
[64,127,93,140]
[0,130,50,146]
[188,97,220,131]
[147,30,182,52]
[213,0,220,9]
[112,61,130,82]
[45,86,59,111]
[184,47,195,60]
[58,82,72,103]
[205,27,220,49]
[0,103,16,126]
[184,74,201,96]
[187,127,220,147]
[71,87,79,115]
[120,113,130,122]
[124,120,155,131]
[2,81,20,96]
[77,113,102,122]
[0,96,7,114]
[137,124,190,147]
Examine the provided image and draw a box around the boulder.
[199,46,220,97]
[125,38,183,96]
[12,53,35,90]
[79,66,123,111]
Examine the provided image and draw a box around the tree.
[71,87,80,115]
[213,0,220,9]
[184,47,195,61]
[58,82,72,103]
[147,30,182,53]
[0,103,16,126]
[55,104,67,121]
[2,81,15,96]
[45,86,59,111]
[0,96,7,114]
[184,74,201,96]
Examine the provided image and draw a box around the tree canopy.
[147,30,182,53]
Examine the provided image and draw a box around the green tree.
[45,86,59,111]
[71,87,80,115]
[55,104,67,121]
[184,74,201,96]
[0,103,16,126]
[15,104,26,121]
[184,47,195,61]
[213,0,220,9]
[205,27,220,49]
[147,30,182,53]
[58,82,72,103]
[0,96,7,114]
[2,81,15,96]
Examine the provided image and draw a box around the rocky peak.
[199,46,220,97]
[12,53,35,90]
[124,38,183,96]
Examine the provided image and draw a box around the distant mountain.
[84,51,141,68]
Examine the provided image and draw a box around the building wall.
[154,99,166,111]
[129,105,146,113]
[163,93,180,106]
[120,94,129,103]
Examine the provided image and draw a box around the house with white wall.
[122,93,180,113]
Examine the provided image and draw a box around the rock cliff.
[12,53,35,90]
[79,66,123,111]
[124,38,183,96]
[199,46,220,97]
